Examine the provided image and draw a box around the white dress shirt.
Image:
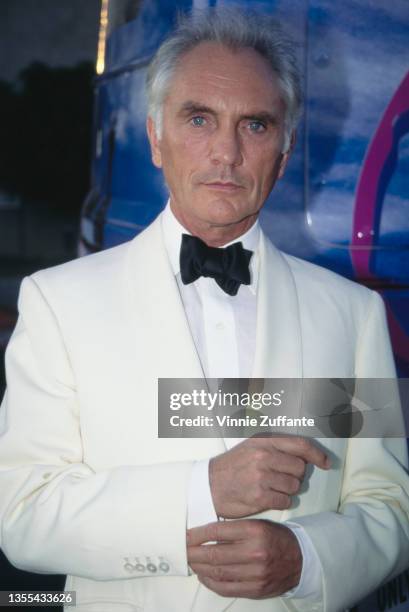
[161,202,323,601]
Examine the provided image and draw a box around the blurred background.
[0,1,408,610]
[0,1,100,609]
[0,0,100,388]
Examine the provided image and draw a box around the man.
[0,7,408,612]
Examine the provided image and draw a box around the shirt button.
[215,322,224,330]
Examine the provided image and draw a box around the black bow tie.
[180,234,253,296]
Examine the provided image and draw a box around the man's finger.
[191,561,263,581]
[187,519,256,546]
[263,449,307,479]
[258,436,331,470]
[263,471,301,495]
[187,523,217,546]
[188,542,243,566]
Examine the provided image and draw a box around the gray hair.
[146,7,302,153]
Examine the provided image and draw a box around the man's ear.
[278,131,296,179]
[146,116,162,168]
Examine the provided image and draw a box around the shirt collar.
[161,200,260,294]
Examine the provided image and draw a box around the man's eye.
[248,120,266,133]
[191,116,206,127]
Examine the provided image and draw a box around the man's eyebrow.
[241,111,279,125]
[177,101,279,125]
[177,102,216,117]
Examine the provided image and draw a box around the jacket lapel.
[124,215,225,463]
[252,232,303,379]
[126,215,204,379]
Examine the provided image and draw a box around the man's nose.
[209,126,243,167]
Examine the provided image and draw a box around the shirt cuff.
[281,521,323,600]
[187,459,218,529]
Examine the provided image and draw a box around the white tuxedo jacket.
[0,215,408,612]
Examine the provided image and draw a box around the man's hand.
[187,519,302,599]
[210,436,330,518]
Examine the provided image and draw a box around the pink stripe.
[351,71,409,278]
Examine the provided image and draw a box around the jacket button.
[147,562,157,573]
[159,561,170,573]
[134,562,146,572]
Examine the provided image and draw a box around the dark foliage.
[0,62,94,212]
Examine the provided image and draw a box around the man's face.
[147,41,293,239]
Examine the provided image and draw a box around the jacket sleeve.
[284,290,409,612]
[0,276,192,581]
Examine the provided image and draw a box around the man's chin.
[199,198,246,226]
[200,213,244,229]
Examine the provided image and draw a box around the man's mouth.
[203,182,243,191]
